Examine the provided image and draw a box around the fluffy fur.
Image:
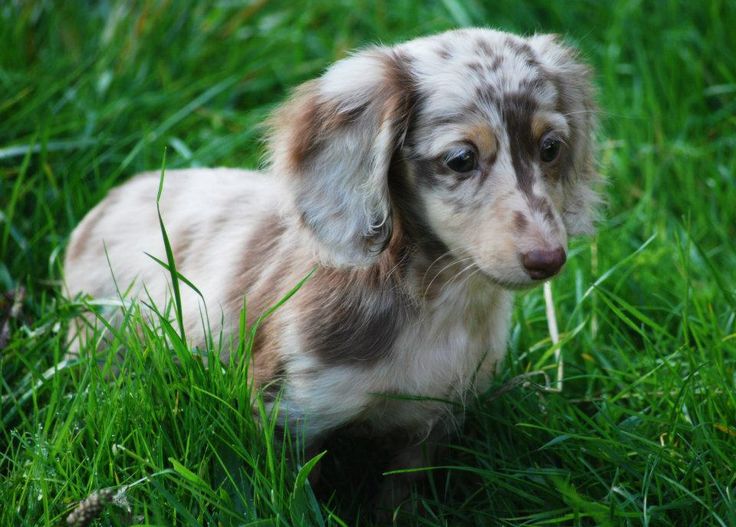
[64,28,599,505]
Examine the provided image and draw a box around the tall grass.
[1,1,735,525]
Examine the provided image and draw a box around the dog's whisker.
[440,261,480,296]
[421,256,477,300]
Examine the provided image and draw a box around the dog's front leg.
[374,422,451,520]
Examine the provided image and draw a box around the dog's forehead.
[401,29,558,121]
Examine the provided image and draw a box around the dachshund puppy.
[64,28,599,509]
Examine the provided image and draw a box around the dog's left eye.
[540,136,562,163]
[445,148,477,173]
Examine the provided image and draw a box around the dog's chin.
[477,268,546,292]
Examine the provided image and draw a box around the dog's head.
[268,28,599,289]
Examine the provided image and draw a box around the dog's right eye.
[445,148,477,173]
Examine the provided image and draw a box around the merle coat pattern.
[65,28,599,508]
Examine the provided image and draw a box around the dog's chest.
[282,282,512,440]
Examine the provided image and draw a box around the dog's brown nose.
[522,247,566,280]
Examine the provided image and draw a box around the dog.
[64,28,599,509]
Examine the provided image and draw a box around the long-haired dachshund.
[64,28,599,509]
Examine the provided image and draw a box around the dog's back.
[64,168,286,350]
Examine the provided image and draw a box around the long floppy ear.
[267,47,414,267]
[530,34,601,236]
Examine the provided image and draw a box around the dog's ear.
[530,34,601,236]
[267,47,414,267]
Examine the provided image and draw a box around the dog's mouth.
[474,263,548,292]
[432,252,554,292]
[488,276,542,291]
[471,250,567,291]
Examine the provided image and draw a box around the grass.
[1,0,735,525]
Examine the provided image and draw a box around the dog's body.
[65,167,512,440]
[65,28,599,502]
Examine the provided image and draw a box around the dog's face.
[269,29,599,289]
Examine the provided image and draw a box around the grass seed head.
[66,488,115,527]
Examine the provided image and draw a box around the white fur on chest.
[279,280,513,441]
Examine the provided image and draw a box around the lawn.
[1,1,735,525]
